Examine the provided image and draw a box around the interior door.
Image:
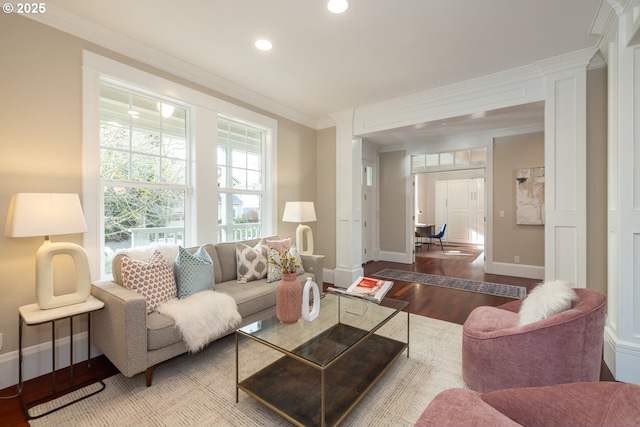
[447,179,472,242]
[471,178,485,244]
[362,162,374,263]
[435,180,448,241]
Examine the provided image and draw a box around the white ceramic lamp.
[282,201,317,255]
[4,193,91,309]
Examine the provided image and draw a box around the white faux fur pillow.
[518,280,578,326]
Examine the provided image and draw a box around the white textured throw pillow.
[519,280,578,326]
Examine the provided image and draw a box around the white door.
[435,180,448,241]
[435,178,485,245]
[362,162,374,263]
[471,178,485,244]
[448,179,472,242]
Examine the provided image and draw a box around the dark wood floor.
[0,247,614,426]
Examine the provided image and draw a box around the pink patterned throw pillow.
[122,250,177,314]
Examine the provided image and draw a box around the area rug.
[29,314,466,427]
[372,269,526,299]
[415,246,483,262]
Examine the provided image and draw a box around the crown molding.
[24,5,318,129]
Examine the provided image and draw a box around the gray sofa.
[90,238,324,386]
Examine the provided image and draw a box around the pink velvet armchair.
[462,288,606,393]
[416,382,640,427]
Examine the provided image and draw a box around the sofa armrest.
[91,280,148,378]
[463,306,521,338]
[300,254,324,286]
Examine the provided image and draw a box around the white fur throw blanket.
[157,290,242,353]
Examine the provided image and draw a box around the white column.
[330,109,364,287]
[605,1,640,384]
[542,66,588,287]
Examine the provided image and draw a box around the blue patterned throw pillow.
[175,246,215,298]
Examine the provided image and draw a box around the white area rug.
[30,314,466,426]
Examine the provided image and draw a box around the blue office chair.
[427,224,447,252]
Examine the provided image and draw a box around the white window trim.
[82,51,277,280]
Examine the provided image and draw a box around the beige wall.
[0,15,324,356]
[586,67,607,295]
[493,132,545,266]
[379,151,408,252]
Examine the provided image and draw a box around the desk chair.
[427,224,446,252]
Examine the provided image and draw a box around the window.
[99,82,189,274]
[83,52,277,280]
[411,147,487,173]
[217,117,265,242]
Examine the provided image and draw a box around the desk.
[18,295,106,419]
[415,224,435,250]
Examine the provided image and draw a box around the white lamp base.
[35,240,92,309]
[296,224,314,255]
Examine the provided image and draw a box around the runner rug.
[29,314,466,427]
[372,268,527,299]
[415,246,483,262]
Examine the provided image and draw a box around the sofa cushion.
[518,280,577,325]
[147,312,182,351]
[175,245,215,298]
[217,280,278,318]
[236,241,268,283]
[121,250,177,314]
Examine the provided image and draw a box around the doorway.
[415,169,486,248]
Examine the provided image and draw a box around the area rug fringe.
[29,314,466,427]
[373,269,527,299]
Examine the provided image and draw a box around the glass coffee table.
[236,291,409,427]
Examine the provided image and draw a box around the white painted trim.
[323,268,335,285]
[0,332,101,388]
[82,51,278,279]
[604,331,640,384]
[379,251,413,264]
[485,261,545,281]
[26,6,317,129]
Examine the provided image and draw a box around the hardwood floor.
[0,249,613,426]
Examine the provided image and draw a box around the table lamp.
[282,201,317,255]
[4,193,91,309]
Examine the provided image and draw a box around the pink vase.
[276,272,302,324]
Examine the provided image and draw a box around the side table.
[18,295,106,419]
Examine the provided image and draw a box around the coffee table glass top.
[237,292,408,367]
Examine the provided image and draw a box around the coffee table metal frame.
[235,292,409,427]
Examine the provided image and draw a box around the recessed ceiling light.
[255,39,272,51]
[327,0,348,14]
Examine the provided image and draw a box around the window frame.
[83,51,277,280]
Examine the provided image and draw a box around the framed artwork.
[516,167,545,225]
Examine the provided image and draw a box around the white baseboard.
[485,261,545,280]
[604,325,640,385]
[379,251,413,264]
[0,332,102,390]
[323,268,335,285]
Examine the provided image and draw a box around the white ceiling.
[39,0,604,144]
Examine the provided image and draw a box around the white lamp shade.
[5,193,90,309]
[282,201,317,223]
[5,193,88,238]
